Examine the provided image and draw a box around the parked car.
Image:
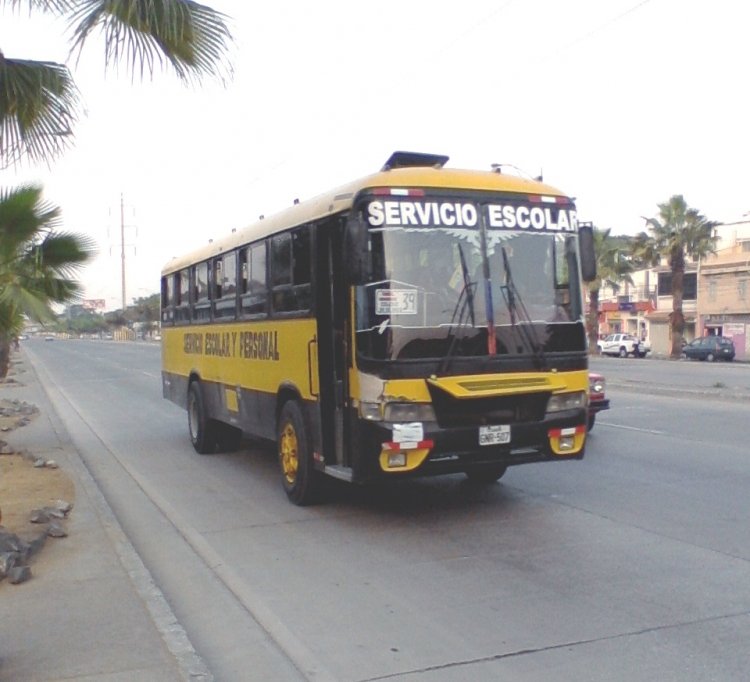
[597,333,650,358]
[588,372,610,431]
[682,335,735,362]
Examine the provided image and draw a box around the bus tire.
[277,400,322,506]
[465,464,507,484]
[188,381,220,454]
[588,414,596,431]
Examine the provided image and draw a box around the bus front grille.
[428,387,550,428]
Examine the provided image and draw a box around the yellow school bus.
[161,152,597,505]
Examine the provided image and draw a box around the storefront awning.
[646,311,696,323]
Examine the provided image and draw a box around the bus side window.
[292,227,311,310]
[270,227,311,314]
[161,275,175,324]
[213,251,237,320]
[193,261,211,321]
[214,259,223,299]
[240,242,268,317]
[175,268,191,323]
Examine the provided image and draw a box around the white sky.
[2,0,749,310]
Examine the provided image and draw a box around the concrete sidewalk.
[0,351,210,682]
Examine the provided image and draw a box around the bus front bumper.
[361,410,587,478]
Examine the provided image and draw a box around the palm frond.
[0,283,59,322]
[2,1,71,13]
[0,56,80,167]
[589,226,634,295]
[0,301,26,338]
[640,195,719,265]
[32,231,97,275]
[67,0,234,84]
[0,185,61,245]
[0,184,93,328]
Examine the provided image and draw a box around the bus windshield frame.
[352,193,587,371]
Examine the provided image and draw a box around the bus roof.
[161,161,571,276]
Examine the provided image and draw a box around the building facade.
[697,238,750,360]
[594,215,750,358]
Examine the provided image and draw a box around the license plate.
[479,425,510,446]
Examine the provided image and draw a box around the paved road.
[23,339,750,681]
[589,353,750,400]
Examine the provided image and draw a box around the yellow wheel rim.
[280,423,299,484]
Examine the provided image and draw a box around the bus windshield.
[354,198,585,364]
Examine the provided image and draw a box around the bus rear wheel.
[188,381,220,454]
[465,464,507,484]
[277,401,323,505]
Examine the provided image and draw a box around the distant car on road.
[598,333,650,358]
[682,335,735,362]
[588,372,609,431]
[44,335,55,341]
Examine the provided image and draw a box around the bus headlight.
[359,401,384,421]
[383,402,436,423]
[359,401,437,423]
[546,391,587,413]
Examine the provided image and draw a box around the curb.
[20,348,214,682]
[606,379,750,403]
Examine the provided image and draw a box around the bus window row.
[161,225,312,325]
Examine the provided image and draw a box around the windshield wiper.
[439,244,477,373]
[458,243,475,327]
[499,246,546,368]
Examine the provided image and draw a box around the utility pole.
[120,193,126,312]
[110,194,136,313]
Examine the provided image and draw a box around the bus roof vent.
[381,151,449,171]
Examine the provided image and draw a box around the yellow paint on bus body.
[378,371,588,403]
[162,318,318,400]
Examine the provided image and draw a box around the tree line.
[46,293,161,337]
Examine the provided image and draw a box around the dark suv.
[682,336,735,362]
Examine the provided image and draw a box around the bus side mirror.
[578,224,597,282]
[344,214,371,284]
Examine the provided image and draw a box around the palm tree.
[587,227,633,353]
[632,195,718,358]
[1,0,233,167]
[0,184,94,377]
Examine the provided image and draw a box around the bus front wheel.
[277,401,323,506]
[188,381,220,454]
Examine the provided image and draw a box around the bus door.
[315,216,348,469]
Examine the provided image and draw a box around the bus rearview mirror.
[344,214,371,284]
[578,225,597,282]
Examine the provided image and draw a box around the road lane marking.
[599,422,666,435]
